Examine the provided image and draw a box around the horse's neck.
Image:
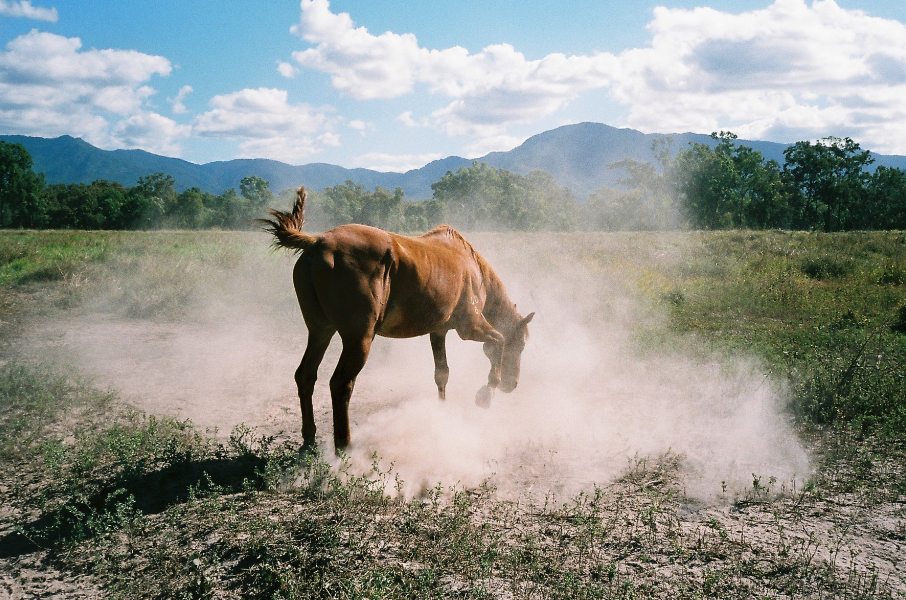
[482,270,518,333]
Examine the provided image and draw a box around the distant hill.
[4,123,906,201]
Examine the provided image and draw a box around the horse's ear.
[520,312,535,328]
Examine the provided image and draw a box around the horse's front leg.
[329,333,373,452]
[475,340,504,408]
[455,316,504,408]
[430,332,449,400]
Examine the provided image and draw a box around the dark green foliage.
[892,304,906,334]
[674,132,789,230]
[0,145,285,231]
[782,137,874,232]
[42,180,129,229]
[0,141,46,228]
[671,133,905,232]
[3,135,906,233]
[318,180,406,230]
[865,166,906,230]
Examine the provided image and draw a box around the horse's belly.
[376,303,443,338]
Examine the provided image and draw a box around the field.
[1,228,905,599]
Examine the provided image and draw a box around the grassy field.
[1,228,905,599]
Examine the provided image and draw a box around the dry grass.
[1,229,904,598]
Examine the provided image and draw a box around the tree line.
[0,142,279,230]
[1,134,904,232]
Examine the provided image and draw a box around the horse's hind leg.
[430,332,449,400]
[295,326,334,448]
[329,333,374,451]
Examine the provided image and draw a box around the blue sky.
[1,0,906,171]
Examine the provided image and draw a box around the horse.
[260,186,534,451]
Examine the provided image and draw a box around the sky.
[1,0,906,172]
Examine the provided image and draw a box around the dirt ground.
[2,232,905,598]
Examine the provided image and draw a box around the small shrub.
[799,255,850,280]
[0,362,114,459]
[876,261,906,286]
[891,304,906,335]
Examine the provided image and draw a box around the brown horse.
[260,186,534,451]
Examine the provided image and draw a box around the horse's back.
[292,223,483,339]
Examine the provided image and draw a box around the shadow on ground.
[0,453,269,559]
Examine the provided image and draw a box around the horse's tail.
[258,186,319,253]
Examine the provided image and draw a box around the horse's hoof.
[475,385,494,408]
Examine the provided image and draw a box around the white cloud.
[289,0,617,140]
[397,111,420,128]
[236,135,333,163]
[355,151,442,172]
[113,111,191,155]
[169,85,193,114]
[608,0,906,153]
[0,30,171,85]
[0,0,58,22]
[0,29,183,152]
[277,61,298,78]
[192,87,340,162]
[289,0,906,155]
[290,0,426,99]
[347,119,370,134]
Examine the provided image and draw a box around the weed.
[0,362,114,459]
[892,304,906,335]
[799,254,851,280]
[4,230,906,599]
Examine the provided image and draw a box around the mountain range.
[4,123,906,201]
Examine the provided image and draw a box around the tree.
[319,181,407,230]
[208,188,247,229]
[122,172,177,228]
[607,137,678,230]
[239,175,275,224]
[359,186,404,230]
[524,170,578,231]
[172,187,207,229]
[431,162,498,229]
[782,137,873,231]
[431,162,573,231]
[584,187,651,231]
[673,132,788,229]
[0,141,46,228]
[401,198,443,232]
[864,166,906,230]
[321,180,368,227]
[44,180,128,229]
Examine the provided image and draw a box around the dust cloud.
[22,232,810,501]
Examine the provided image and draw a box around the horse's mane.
[421,224,465,242]
[421,225,487,267]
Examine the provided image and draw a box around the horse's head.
[485,312,534,393]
